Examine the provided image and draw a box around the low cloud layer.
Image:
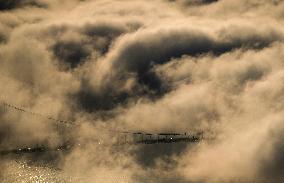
[1,0,284,182]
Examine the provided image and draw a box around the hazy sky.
[0,0,284,182]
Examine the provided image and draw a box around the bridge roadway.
[0,100,206,156]
[0,131,204,156]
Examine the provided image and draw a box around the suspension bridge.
[0,100,206,156]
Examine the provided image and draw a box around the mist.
[0,0,284,182]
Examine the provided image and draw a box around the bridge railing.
[115,131,205,145]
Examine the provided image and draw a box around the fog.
[0,0,284,182]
